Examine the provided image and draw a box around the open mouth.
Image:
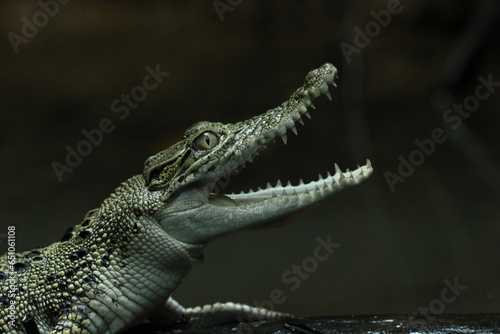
[157,63,373,243]
[205,63,373,209]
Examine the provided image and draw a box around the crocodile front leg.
[151,297,292,329]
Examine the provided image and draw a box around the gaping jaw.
[216,162,372,209]
[146,63,373,244]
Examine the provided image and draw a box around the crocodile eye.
[194,131,219,150]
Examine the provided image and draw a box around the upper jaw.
[232,63,339,160]
[201,63,341,193]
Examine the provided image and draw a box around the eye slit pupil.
[194,131,219,150]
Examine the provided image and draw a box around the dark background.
[1,0,499,317]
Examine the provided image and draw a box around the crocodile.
[0,63,373,334]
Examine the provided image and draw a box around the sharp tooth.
[276,179,282,187]
[281,133,288,145]
[305,111,311,119]
[266,182,272,189]
[298,118,305,126]
[326,171,332,178]
[325,91,332,101]
[286,180,292,187]
[299,179,304,186]
[332,81,337,88]
[366,159,372,167]
[318,173,324,181]
[334,164,345,179]
[291,126,298,135]
[310,103,316,109]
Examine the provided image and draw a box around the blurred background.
[1,0,499,317]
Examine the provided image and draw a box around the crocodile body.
[0,63,372,334]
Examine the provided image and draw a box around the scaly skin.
[0,63,373,333]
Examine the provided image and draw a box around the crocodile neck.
[57,176,202,301]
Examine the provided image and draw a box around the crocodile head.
[143,63,373,244]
